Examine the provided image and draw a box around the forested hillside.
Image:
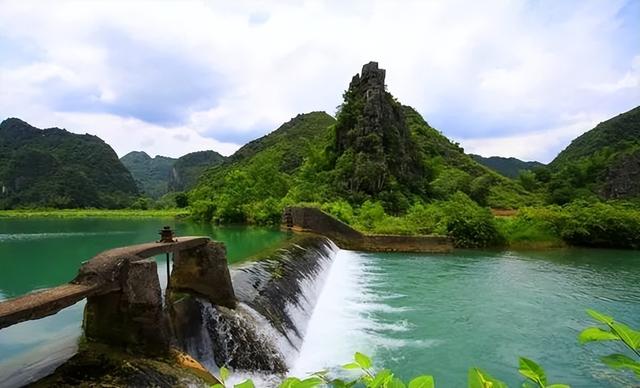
[121,150,225,198]
[190,62,533,225]
[471,155,544,178]
[530,106,640,203]
[169,150,225,192]
[0,118,138,209]
[121,151,176,198]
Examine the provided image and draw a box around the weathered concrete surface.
[361,234,453,253]
[0,283,97,329]
[286,206,365,248]
[170,241,237,309]
[73,236,210,289]
[0,236,210,331]
[84,259,170,355]
[285,206,453,253]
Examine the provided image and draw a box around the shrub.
[442,192,505,248]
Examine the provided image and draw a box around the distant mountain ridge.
[0,118,138,209]
[121,149,225,198]
[470,155,544,179]
[120,151,176,198]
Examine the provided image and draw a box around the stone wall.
[362,234,453,253]
[285,206,453,253]
[287,206,364,248]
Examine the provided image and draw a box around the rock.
[602,149,640,199]
[334,62,425,197]
[27,343,219,388]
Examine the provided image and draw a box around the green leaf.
[370,369,393,388]
[210,384,224,388]
[601,354,640,377]
[279,377,301,388]
[578,327,619,344]
[518,357,547,387]
[545,385,571,388]
[342,362,361,370]
[234,380,255,388]
[295,377,324,388]
[586,309,614,326]
[331,379,358,388]
[408,375,435,388]
[610,322,640,351]
[388,377,407,388]
[220,366,230,382]
[467,368,508,388]
[355,352,373,369]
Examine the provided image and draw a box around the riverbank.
[0,209,190,218]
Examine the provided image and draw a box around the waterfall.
[172,235,390,385]
[172,236,340,374]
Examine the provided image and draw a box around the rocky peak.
[333,62,425,202]
[349,61,386,98]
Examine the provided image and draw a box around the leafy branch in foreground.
[210,352,569,388]
[579,309,640,378]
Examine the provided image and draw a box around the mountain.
[121,150,225,198]
[191,62,532,223]
[471,155,544,178]
[0,118,138,209]
[547,106,640,201]
[168,150,226,192]
[121,152,176,198]
[551,106,640,167]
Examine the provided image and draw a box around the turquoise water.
[1,218,639,387]
[350,249,640,387]
[0,218,290,385]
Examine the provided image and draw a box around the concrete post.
[83,258,169,355]
[169,241,237,309]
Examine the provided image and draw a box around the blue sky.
[0,0,638,162]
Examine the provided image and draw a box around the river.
[0,218,638,387]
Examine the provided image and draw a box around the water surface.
[1,218,638,387]
[0,217,289,385]
[296,248,640,387]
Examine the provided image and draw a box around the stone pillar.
[169,241,236,309]
[83,258,169,355]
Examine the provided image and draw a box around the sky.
[0,0,638,163]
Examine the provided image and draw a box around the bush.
[560,201,640,249]
[442,192,505,248]
[321,200,355,224]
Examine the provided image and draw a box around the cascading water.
[171,236,347,376]
[170,234,397,386]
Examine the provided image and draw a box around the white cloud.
[459,112,605,163]
[28,112,240,158]
[0,0,638,160]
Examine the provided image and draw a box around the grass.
[0,208,191,218]
[495,217,566,249]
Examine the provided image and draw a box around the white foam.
[289,249,387,377]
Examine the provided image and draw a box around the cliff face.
[0,118,138,209]
[333,62,425,197]
[602,149,640,199]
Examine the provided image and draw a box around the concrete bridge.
[0,235,236,356]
